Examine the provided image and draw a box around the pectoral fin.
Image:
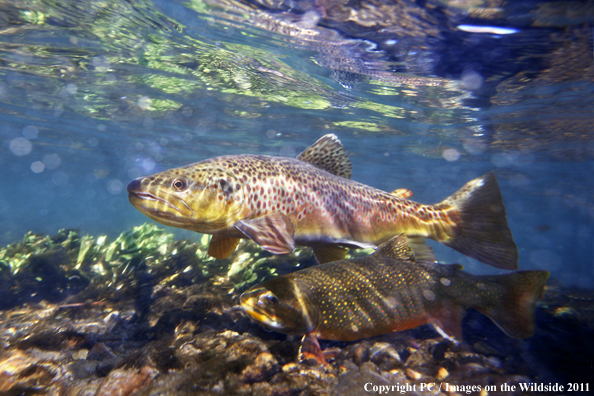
[313,245,348,264]
[208,235,240,259]
[299,333,326,365]
[235,212,295,255]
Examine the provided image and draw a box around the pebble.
[72,349,89,360]
[352,344,369,364]
[405,368,422,380]
[282,362,299,373]
[370,342,401,362]
[436,366,449,380]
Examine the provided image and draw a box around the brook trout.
[240,234,549,364]
[127,134,518,269]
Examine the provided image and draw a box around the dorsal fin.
[296,134,352,179]
[373,234,437,263]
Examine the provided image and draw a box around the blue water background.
[0,0,592,287]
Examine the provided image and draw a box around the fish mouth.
[127,190,183,215]
[127,182,193,219]
[240,293,281,330]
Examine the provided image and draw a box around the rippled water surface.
[1,0,593,286]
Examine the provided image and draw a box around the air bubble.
[442,148,460,161]
[30,161,45,173]
[9,137,32,156]
[22,125,39,139]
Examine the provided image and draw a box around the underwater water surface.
[1,0,592,285]
[0,0,593,393]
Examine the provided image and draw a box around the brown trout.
[127,134,518,269]
[240,234,549,364]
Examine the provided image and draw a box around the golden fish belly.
[315,294,436,342]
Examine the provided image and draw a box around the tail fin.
[474,270,549,338]
[439,172,519,270]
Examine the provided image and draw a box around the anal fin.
[208,234,240,259]
[313,245,348,264]
[428,301,465,342]
[235,212,295,255]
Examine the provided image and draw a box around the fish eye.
[259,293,279,306]
[172,178,187,191]
[266,294,279,306]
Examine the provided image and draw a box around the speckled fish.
[240,234,549,364]
[127,134,518,269]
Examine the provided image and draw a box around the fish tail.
[439,172,519,270]
[472,270,549,338]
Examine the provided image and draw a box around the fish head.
[127,162,246,233]
[240,277,318,335]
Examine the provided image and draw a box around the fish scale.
[240,234,549,365]
[288,254,439,341]
[127,134,518,268]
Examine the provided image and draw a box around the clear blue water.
[1,0,593,287]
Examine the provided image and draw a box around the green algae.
[0,223,379,303]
